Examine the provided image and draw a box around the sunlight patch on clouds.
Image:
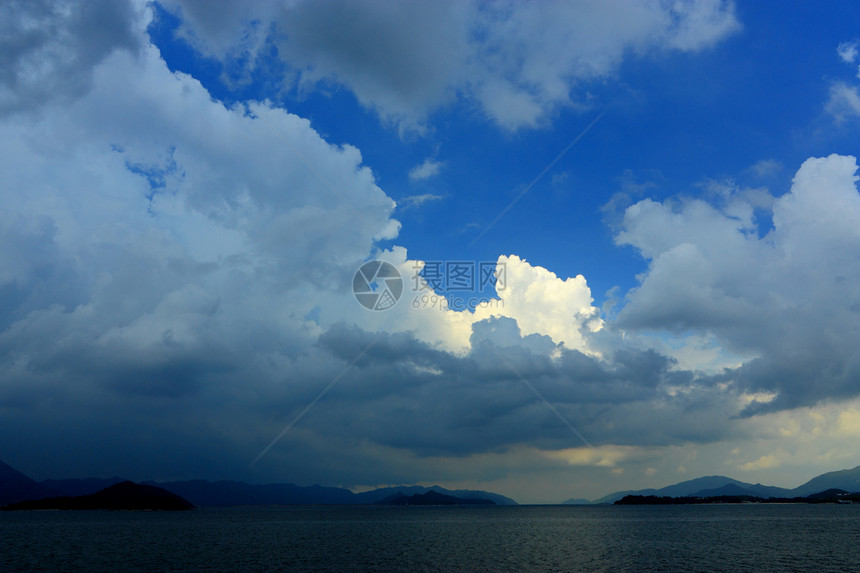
[379,253,603,355]
[473,255,603,354]
[738,453,782,471]
[544,445,636,468]
[834,408,860,437]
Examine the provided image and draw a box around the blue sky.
[146,0,860,304]
[2,0,860,503]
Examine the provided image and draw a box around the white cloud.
[472,255,603,353]
[398,193,444,209]
[826,82,860,121]
[616,154,860,411]
[6,0,860,504]
[0,0,143,117]
[162,0,740,131]
[408,158,444,181]
[837,40,858,64]
[0,3,412,477]
[747,158,781,178]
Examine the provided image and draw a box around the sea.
[2,504,859,572]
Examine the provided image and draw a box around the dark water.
[2,504,860,572]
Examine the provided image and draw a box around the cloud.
[161,0,740,131]
[0,0,143,117]
[747,159,782,179]
[0,1,412,478]
[408,158,444,181]
[837,40,858,64]
[738,453,782,471]
[4,0,859,505]
[615,154,860,412]
[398,193,444,210]
[474,255,603,353]
[826,82,860,121]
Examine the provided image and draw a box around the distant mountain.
[376,491,495,506]
[739,483,795,498]
[592,466,860,504]
[693,483,793,499]
[142,479,358,506]
[593,476,800,504]
[792,465,860,497]
[353,485,517,506]
[562,498,593,505]
[145,480,518,507]
[40,477,128,498]
[3,481,194,511]
[0,460,54,506]
[593,476,752,504]
[805,488,850,500]
[1,459,517,508]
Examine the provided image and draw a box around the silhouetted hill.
[353,485,517,506]
[738,483,794,498]
[792,465,860,497]
[594,476,752,504]
[615,488,860,505]
[3,481,193,511]
[593,474,815,504]
[0,460,54,505]
[806,488,850,500]
[690,483,755,498]
[692,483,793,498]
[0,458,517,507]
[144,480,518,507]
[562,498,593,505]
[143,479,357,506]
[376,491,495,506]
[40,477,128,498]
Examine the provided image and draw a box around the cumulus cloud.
[0,0,143,117]
[0,0,652,490]
[6,0,860,504]
[0,1,409,476]
[615,154,860,412]
[160,0,740,131]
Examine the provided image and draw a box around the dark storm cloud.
[307,318,718,455]
[0,0,141,116]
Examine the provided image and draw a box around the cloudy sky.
[2,0,860,504]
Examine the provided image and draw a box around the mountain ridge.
[0,459,516,507]
[3,481,194,511]
[585,465,860,504]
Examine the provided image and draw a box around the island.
[614,488,859,505]
[2,481,194,511]
[375,490,496,506]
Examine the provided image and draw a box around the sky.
[1,0,860,504]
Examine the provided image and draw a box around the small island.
[2,481,194,511]
[615,488,859,505]
[375,490,495,506]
